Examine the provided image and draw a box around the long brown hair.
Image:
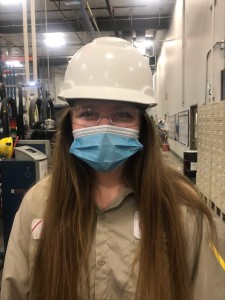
[31,107,215,299]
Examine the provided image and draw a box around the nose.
[97,115,111,125]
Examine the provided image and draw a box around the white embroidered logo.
[31,219,43,240]
[133,211,141,239]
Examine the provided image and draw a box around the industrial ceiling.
[0,0,176,71]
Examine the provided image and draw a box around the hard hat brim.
[58,86,157,107]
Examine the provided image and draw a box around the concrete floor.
[0,150,224,297]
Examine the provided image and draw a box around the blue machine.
[0,145,48,253]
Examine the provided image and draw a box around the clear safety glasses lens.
[71,104,141,127]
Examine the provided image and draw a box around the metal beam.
[0,15,171,34]
[105,0,119,37]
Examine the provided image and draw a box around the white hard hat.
[58,37,157,107]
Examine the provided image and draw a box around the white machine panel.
[15,146,47,161]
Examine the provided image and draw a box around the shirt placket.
[95,211,110,300]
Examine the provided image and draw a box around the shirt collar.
[96,187,134,213]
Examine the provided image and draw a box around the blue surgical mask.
[69,125,143,172]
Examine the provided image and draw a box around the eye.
[77,107,100,120]
[111,110,134,121]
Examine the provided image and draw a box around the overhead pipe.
[22,0,30,84]
[44,0,50,86]
[181,0,185,106]
[30,0,38,83]
[105,0,119,37]
[52,0,99,43]
[85,1,101,35]
[78,0,98,40]
[210,1,215,103]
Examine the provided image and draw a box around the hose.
[41,98,56,121]
[0,83,6,100]
[17,83,25,139]
[1,97,17,138]
[29,98,42,129]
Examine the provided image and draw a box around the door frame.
[190,105,198,150]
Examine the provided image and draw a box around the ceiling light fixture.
[64,1,80,5]
[5,60,23,68]
[134,42,146,55]
[145,40,153,48]
[28,81,37,87]
[44,33,66,48]
[0,0,22,4]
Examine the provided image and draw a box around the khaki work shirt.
[1,177,225,299]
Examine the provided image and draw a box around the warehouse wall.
[155,0,225,158]
[49,0,225,159]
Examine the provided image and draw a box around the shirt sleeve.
[1,194,31,300]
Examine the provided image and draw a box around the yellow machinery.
[0,137,13,159]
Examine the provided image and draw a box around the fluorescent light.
[0,0,22,4]
[145,40,153,48]
[134,42,146,55]
[28,81,37,87]
[65,1,81,5]
[5,60,23,68]
[44,33,66,48]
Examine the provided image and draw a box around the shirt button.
[99,213,105,220]
[98,258,105,266]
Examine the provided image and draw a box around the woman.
[1,37,221,300]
